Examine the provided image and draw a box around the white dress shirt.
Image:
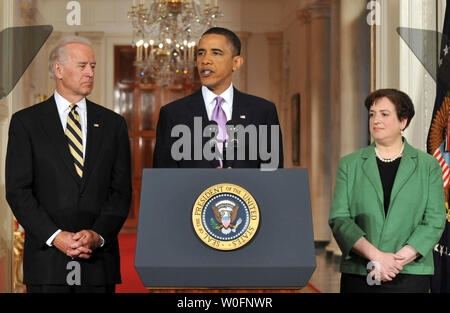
[201,83,234,122]
[46,91,104,248]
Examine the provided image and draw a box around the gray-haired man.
[6,36,132,293]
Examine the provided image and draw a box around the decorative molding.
[74,31,105,43]
[12,218,24,293]
[235,31,251,93]
[0,236,5,258]
[264,32,283,45]
[47,31,63,45]
[306,0,332,241]
[0,104,10,121]
[307,0,332,20]
[105,35,132,111]
[19,0,38,25]
[1,1,14,293]
[47,31,105,43]
[398,0,438,151]
[296,9,311,24]
[264,31,284,135]
[236,31,251,41]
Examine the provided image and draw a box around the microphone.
[204,121,222,164]
[225,119,239,149]
[205,120,219,149]
[223,119,241,165]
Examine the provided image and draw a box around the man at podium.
[153,27,283,170]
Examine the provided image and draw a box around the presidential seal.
[192,183,260,251]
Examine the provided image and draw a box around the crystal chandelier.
[128,0,223,87]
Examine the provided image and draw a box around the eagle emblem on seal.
[192,183,260,250]
[210,200,242,235]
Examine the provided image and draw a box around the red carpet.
[117,233,320,293]
[117,233,148,293]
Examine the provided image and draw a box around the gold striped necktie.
[66,103,83,178]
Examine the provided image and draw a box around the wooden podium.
[135,169,316,292]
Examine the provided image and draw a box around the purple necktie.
[211,96,227,167]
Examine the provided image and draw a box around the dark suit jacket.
[153,88,284,168]
[5,96,132,285]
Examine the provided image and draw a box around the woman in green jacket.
[329,89,446,293]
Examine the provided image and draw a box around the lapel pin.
[240,115,246,119]
[93,123,100,127]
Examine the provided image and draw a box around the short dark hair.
[364,88,415,130]
[201,27,241,56]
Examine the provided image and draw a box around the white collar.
[202,84,233,106]
[54,90,87,113]
[201,84,234,120]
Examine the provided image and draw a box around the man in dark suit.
[5,36,132,293]
[153,27,283,169]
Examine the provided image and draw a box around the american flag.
[433,148,450,188]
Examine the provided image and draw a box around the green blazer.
[329,140,446,275]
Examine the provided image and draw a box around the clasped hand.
[368,251,405,282]
[53,230,101,260]
[369,245,418,282]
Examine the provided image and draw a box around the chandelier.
[128,0,223,87]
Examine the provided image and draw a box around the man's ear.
[54,62,63,79]
[232,55,244,72]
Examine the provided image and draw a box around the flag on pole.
[428,0,450,293]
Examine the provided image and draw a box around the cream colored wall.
[35,0,132,109]
[10,0,373,250]
[5,0,442,277]
[337,0,369,157]
[39,0,132,33]
[0,0,16,293]
[283,13,310,170]
[278,0,330,241]
[246,34,270,101]
[325,0,370,254]
[35,0,274,109]
[376,0,443,152]
[222,0,283,103]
